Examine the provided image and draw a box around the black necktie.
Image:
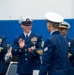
[25,35,28,40]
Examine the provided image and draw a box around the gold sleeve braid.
[37,50,43,55]
[36,39,44,55]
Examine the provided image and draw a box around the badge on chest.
[31,37,37,45]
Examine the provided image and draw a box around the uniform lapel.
[25,32,34,43]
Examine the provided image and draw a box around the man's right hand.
[19,38,25,49]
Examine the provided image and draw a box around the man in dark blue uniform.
[39,12,69,75]
[59,21,74,75]
[0,36,7,75]
[12,18,44,75]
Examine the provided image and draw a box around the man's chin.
[26,30,31,33]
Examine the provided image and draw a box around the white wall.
[72,0,74,18]
[0,0,73,20]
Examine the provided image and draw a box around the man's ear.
[48,22,51,27]
[21,25,23,28]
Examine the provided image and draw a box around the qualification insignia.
[31,37,37,42]
[31,37,37,45]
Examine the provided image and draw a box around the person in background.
[39,12,69,75]
[12,18,44,75]
[5,44,12,62]
[59,21,74,75]
[5,44,18,73]
[0,36,7,75]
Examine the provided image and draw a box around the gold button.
[25,54,27,55]
[1,62,2,63]
[25,49,27,51]
[37,61,38,62]
[25,45,27,46]
[15,49,17,51]
[19,50,21,52]
[25,58,27,60]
